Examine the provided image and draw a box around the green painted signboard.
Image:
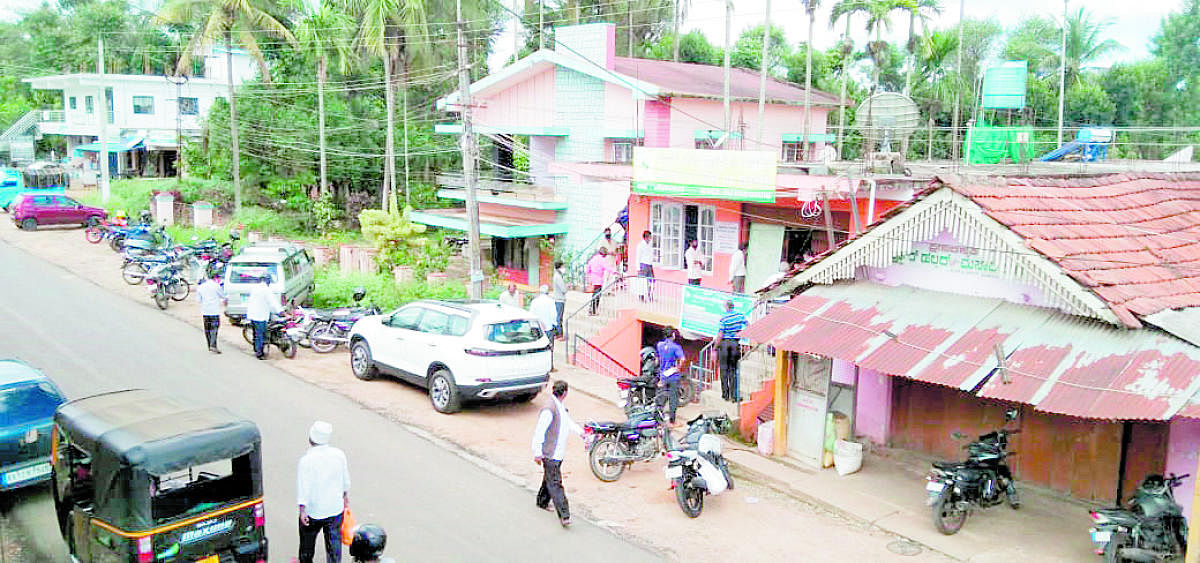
[680,285,756,337]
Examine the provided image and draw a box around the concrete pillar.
[192,201,213,227]
[153,193,174,226]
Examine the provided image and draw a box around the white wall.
[53,78,231,138]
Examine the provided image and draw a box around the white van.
[222,243,315,324]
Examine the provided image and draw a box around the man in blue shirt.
[716,300,748,402]
[655,329,686,424]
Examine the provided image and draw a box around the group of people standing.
[196,273,281,359]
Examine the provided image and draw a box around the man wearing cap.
[298,421,351,563]
[529,285,559,371]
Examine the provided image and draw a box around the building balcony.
[435,173,564,208]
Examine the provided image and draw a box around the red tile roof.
[948,173,1200,328]
[611,57,843,106]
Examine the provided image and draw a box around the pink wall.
[474,67,557,130]
[603,82,643,134]
[590,309,641,373]
[855,368,893,446]
[644,100,671,147]
[1166,417,1200,517]
[668,98,831,151]
[628,195,742,291]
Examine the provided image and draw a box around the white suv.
[348,300,552,413]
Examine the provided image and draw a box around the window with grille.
[179,97,199,116]
[782,142,804,162]
[132,96,154,115]
[612,139,642,162]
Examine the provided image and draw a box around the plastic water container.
[833,440,863,476]
[756,422,774,456]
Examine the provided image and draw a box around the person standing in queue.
[532,381,583,527]
[729,241,748,293]
[716,300,748,402]
[297,421,351,563]
[499,282,522,308]
[656,329,686,425]
[197,273,226,353]
[585,247,612,315]
[246,274,281,360]
[685,239,703,286]
[635,230,655,301]
[552,261,567,338]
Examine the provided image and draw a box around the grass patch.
[311,266,500,310]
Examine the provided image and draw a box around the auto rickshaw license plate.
[197,556,218,563]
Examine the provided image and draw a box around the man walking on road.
[532,381,582,527]
[297,420,351,563]
[529,285,558,371]
[197,274,226,353]
[246,275,281,360]
[656,330,685,425]
[716,300,748,402]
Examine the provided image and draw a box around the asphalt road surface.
[0,238,659,561]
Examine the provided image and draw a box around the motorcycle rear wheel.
[587,437,627,482]
[309,325,339,353]
[1103,531,1131,563]
[675,479,704,518]
[122,262,148,285]
[85,226,104,243]
[168,279,190,301]
[242,325,255,345]
[932,492,968,535]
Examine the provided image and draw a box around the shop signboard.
[679,285,755,336]
[632,148,777,203]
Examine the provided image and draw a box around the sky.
[490,0,1183,70]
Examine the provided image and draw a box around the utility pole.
[950,0,965,162]
[722,0,732,134]
[1056,0,1068,147]
[97,38,110,203]
[457,0,483,299]
[226,38,243,213]
[166,74,188,184]
[755,0,771,146]
[672,0,680,62]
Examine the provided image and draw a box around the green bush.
[78,178,234,216]
[311,267,473,310]
[232,206,305,236]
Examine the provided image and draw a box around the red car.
[11,194,106,231]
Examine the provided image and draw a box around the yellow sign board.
[632,148,777,202]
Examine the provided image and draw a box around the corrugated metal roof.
[741,281,1200,420]
[611,57,843,106]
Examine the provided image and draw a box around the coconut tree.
[903,0,941,94]
[828,0,864,158]
[342,0,429,212]
[800,0,819,159]
[156,0,298,212]
[1063,7,1122,85]
[293,2,355,197]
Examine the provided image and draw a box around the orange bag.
[340,508,355,546]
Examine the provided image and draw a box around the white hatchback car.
[348,300,552,413]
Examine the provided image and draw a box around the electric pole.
[722,0,732,134]
[97,38,110,203]
[166,74,188,184]
[950,0,964,162]
[457,0,483,299]
[755,0,771,146]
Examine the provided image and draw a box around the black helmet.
[352,287,367,302]
[349,523,387,560]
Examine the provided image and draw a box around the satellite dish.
[855,92,920,152]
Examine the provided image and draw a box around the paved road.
[0,238,659,562]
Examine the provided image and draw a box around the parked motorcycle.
[1089,473,1189,562]
[616,375,659,413]
[308,288,380,353]
[241,315,297,359]
[637,345,697,405]
[664,412,735,518]
[145,263,190,310]
[584,405,669,482]
[925,409,1021,535]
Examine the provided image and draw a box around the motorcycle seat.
[933,461,967,471]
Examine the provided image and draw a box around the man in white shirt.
[297,421,351,563]
[531,381,582,527]
[685,239,703,285]
[246,275,282,360]
[197,274,226,353]
[498,283,522,308]
[529,285,559,371]
[729,241,748,293]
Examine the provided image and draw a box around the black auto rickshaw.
[50,389,267,562]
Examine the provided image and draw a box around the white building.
[1,48,256,176]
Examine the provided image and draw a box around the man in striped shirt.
[716,301,748,402]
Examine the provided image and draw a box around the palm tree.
[903,0,941,94]
[157,0,297,212]
[343,0,429,213]
[800,0,819,159]
[294,3,355,197]
[829,0,865,158]
[1063,7,1122,85]
[860,0,916,87]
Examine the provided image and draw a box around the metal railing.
[39,110,65,123]
[689,299,775,397]
[572,335,638,380]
